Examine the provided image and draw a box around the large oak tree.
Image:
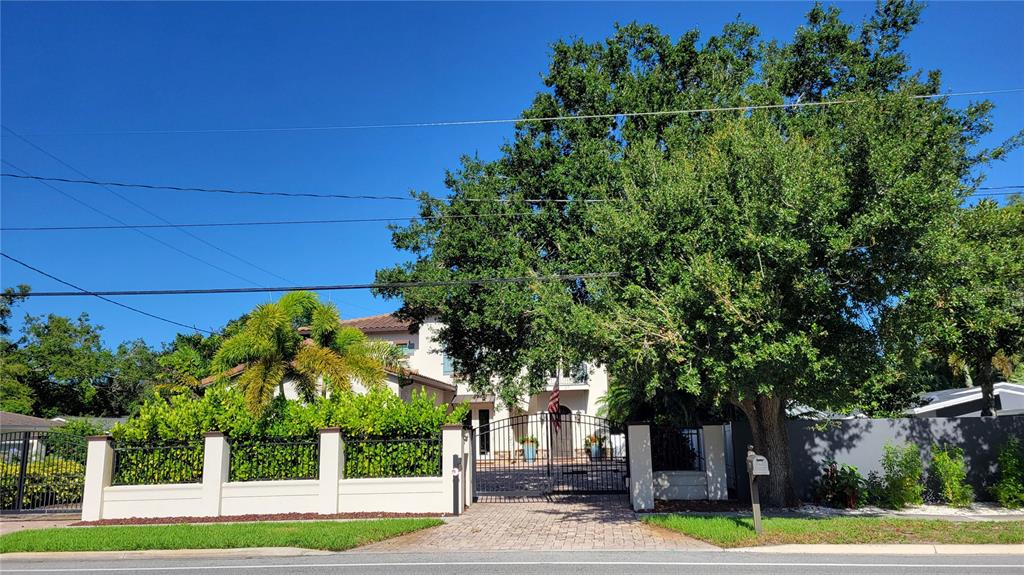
[377,2,1018,505]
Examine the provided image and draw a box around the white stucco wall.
[337,477,446,513]
[653,471,708,500]
[101,484,205,519]
[221,480,320,516]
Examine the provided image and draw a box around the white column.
[627,424,654,511]
[441,424,464,515]
[318,428,342,514]
[702,425,728,500]
[200,432,230,517]
[81,436,113,521]
[463,429,474,508]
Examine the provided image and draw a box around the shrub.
[108,386,467,484]
[930,444,973,507]
[878,443,924,509]
[811,460,866,508]
[992,438,1024,509]
[46,419,104,465]
[0,458,85,510]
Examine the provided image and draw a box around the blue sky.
[2,1,1022,347]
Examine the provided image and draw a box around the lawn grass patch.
[643,515,1024,548]
[0,518,442,553]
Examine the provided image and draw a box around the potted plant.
[584,434,605,460]
[519,436,538,463]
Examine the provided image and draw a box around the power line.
[1,159,268,286]
[10,88,1023,136]
[0,173,607,203]
[17,272,621,297]
[3,172,1018,205]
[0,212,537,232]
[2,126,292,286]
[0,252,215,334]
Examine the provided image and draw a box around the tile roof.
[339,312,412,333]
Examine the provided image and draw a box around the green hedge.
[0,458,84,510]
[111,443,204,486]
[109,386,467,484]
[345,439,442,478]
[229,439,319,482]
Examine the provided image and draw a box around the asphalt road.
[3,551,1023,575]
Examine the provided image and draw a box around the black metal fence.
[229,437,320,482]
[112,442,204,486]
[0,431,87,513]
[651,427,704,472]
[344,436,442,478]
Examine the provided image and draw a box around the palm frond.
[278,291,320,325]
[309,302,342,347]
[359,339,406,371]
[330,325,369,354]
[237,360,286,414]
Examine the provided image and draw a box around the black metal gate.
[1,431,88,514]
[472,413,628,497]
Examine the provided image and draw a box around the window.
[400,341,416,356]
[442,354,454,375]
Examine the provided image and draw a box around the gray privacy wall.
[731,415,1024,503]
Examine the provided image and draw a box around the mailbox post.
[745,446,769,534]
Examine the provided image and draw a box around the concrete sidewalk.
[0,514,77,536]
[733,544,1024,555]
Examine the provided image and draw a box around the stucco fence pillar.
[441,424,466,515]
[81,436,114,521]
[627,424,654,511]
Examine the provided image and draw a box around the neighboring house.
[906,382,1024,418]
[0,411,62,433]
[340,312,610,434]
[50,416,129,431]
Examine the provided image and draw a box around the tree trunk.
[734,395,798,507]
[975,361,996,417]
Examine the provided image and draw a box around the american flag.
[548,371,561,433]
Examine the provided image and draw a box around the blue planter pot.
[589,444,602,460]
[523,444,537,463]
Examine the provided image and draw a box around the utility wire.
[1,252,214,334]
[11,88,1023,136]
[2,126,291,286]
[17,272,621,297]
[1,159,266,286]
[0,212,536,232]
[0,173,605,203]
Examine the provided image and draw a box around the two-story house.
[339,312,611,435]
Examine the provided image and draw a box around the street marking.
[4,560,1024,572]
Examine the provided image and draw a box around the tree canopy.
[376,1,1021,505]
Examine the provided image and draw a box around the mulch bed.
[641,500,749,513]
[72,511,447,527]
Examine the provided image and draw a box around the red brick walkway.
[356,495,714,552]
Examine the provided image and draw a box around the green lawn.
[0,519,442,553]
[643,515,1024,548]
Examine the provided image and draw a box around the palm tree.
[211,291,403,414]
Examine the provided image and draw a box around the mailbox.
[747,455,770,476]
[745,446,768,534]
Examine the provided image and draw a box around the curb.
[1,547,335,561]
[730,544,1024,555]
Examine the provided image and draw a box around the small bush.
[878,443,924,509]
[0,458,85,510]
[811,460,866,508]
[930,444,973,508]
[992,438,1024,509]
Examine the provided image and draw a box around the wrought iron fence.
[229,437,320,482]
[112,442,204,486]
[344,436,442,478]
[0,431,87,513]
[651,427,705,472]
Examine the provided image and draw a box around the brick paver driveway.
[357,495,714,552]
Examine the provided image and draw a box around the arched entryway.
[471,413,627,498]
